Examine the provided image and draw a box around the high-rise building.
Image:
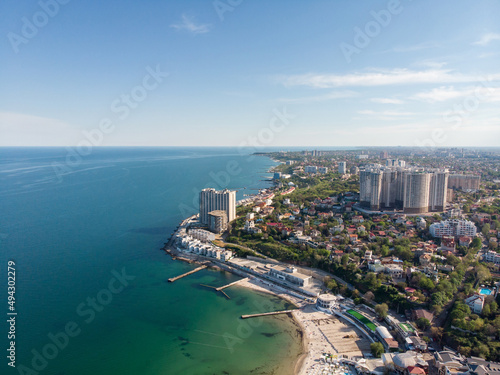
[403,172,431,214]
[199,188,236,225]
[380,151,389,159]
[359,164,448,213]
[338,162,347,174]
[448,174,480,191]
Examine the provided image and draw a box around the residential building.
[199,188,236,225]
[484,250,500,264]
[338,162,347,174]
[465,294,485,314]
[429,220,477,238]
[448,174,481,191]
[305,165,318,174]
[359,164,448,213]
[208,210,228,234]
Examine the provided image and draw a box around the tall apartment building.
[359,164,448,213]
[429,219,477,238]
[199,188,236,225]
[448,174,481,191]
[338,162,347,174]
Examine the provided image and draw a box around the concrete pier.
[168,265,207,282]
[216,277,249,291]
[241,310,295,319]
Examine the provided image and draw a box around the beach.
[232,277,372,375]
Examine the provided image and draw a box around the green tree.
[416,317,431,330]
[482,223,491,237]
[370,342,384,358]
[375,303,389,319]
[471,237,482,249]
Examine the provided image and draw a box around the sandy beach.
[165,249,372,375]
[234,277,372,375]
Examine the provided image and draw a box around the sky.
[1,0,499,147]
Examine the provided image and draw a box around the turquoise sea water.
[0,147,302,375]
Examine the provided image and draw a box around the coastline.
[165,246,310,374]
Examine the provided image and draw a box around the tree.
[416,317,431,330]
[482,223,491,237]
[364,291,375,303]
[341,254,349,266]
[475,264,491,283]
[471,237,482,249]
[375,303,389,319]
[370,342,384,358]
[430,327,444,344]
[483,303,491,317]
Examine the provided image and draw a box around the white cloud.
[473,33,500,46]
[370,98,404,104]
[278,68,500,88]
[277,91,358,103]
[170,15,211,35]
[413,86,500,103]
[358,110,415,116]
[391,41,440,53]
[0,112,80,146]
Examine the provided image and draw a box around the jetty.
[168,265,207,282]
[241,309,295,319]
[216,277,248,291]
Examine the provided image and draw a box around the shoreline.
[164,246,310,374]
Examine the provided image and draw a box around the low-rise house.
[459,236,473,247]
[441,236,456,251]
[483,250,500,264]
[352,215,364,223]
[465,294,485,314]
[412,309,433,323]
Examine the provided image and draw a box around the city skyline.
[1,1,500,147]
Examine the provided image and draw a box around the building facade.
[429,219,477,238]
[199,188,236,225]
[208,210,228,234]
[448,174,481,191]
[338,162,347,174]
[359,164,448,213]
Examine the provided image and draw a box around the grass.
[347,309,377,332]
[400,323,414,333]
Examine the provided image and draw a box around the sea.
[0,147,303,375]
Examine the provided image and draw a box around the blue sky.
[1,0,499,147]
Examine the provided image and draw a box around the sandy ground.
[166,250,372,375]
[235,278,372,375]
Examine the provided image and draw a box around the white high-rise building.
[338,162,347,174]
[199,188,236,225]
[359,164,448,213]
